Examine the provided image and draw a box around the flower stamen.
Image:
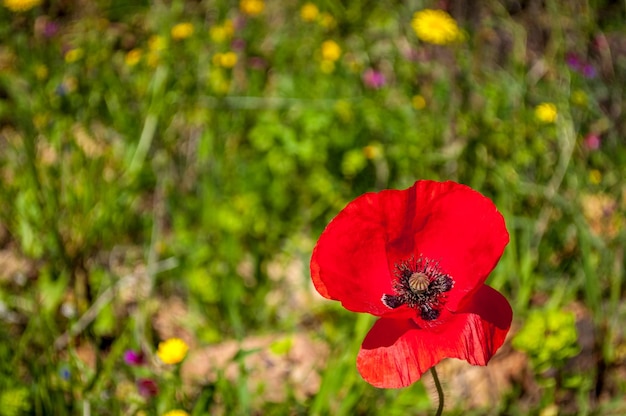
[382,256,454,320]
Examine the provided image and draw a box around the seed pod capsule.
[408,272,429,294]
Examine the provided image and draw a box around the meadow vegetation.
[0,0,625,414]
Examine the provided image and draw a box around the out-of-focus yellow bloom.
[535,102,558,123]
[3,0,41,12]
[147,53,159,67]
[589,169,602,185]
[318,12,336,29]
[157,338,189,365]
[209,68,231,94]
[221,52,238,68]
[148,35,166,52]
[321,40,341,62]
[319,40,341,73]
[35,64,48,80]
[210,20,234,43]
[147,35,165,67]
[213,52,238,68]
[125,49,142,66]
[33,113,48,129]
[300,3,319,22]
[171,22,194,40]
[571,89,588,107]
[363,143,383,160]
[411,9,461,45]
[334,99,353,123]
[412,94,426,110]
[162,411,189,416]
[240,0,264,16]
[64,48,84,63]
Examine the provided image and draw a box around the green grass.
[1,0,625,414]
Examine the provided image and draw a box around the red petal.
[356,285,512,388]
[310,180,508,316]
[384,181,509,312]
[311,190,400,315]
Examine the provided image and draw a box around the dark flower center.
[381,256,454,320]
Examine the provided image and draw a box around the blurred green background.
[0,0,625,414]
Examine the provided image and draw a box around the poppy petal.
[383,181,509,312]
[356,285,512,388]
[310,180,508,317]
[311,190,404,316]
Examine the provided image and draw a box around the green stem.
[430,366,444,416]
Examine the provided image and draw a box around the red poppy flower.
[310,180,512,388]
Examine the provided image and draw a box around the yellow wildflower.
[210,20,234,43]
[412,94,426,110]
[162,411,189,416]
[363,143,382,160]
[334,99,353,123]
[589,169,602,185]
[3,0,41,12]
[157,338,189,365]
[148,35,166,52]
[64,48,84,63]
[157,338,189,364]
[321,40,341,62]
[571,89,587,107]
[33,113,49,130]
[535,102,558,123]
[209,68,231,94]
[146,35,165,67]
[213,52,238,68]
[300,3,319,22]
[147,53,159,67]
[35,64,48,80]
[240,0,264,16]
[411,9,461,45]
[171,22,194,40]
[125,49,142,66]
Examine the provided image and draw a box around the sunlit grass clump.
[513,308,580,373]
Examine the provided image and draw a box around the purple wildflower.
[44,21,59,38]
[565,52,597,79]
[124,349,145,366]
[137,378,159,398]
[362,68,386,89]
[231,38,246,51]
[59,365,70,381]
[249,56,267,70]
[581,64,597,79]
[234,15,247,30]
[566,52,582,70]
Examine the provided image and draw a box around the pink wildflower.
[362,68,386,89]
